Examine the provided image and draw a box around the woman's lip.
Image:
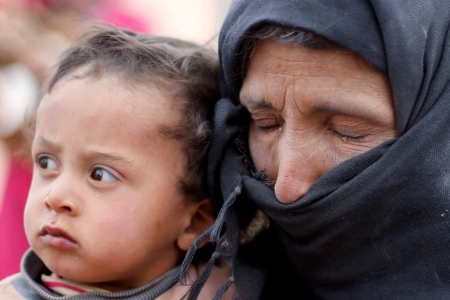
[40,225,78,250]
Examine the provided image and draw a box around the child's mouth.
[40,225,78,250]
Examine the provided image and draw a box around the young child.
[0,25,234,299]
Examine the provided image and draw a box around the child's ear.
[177,198,215,251]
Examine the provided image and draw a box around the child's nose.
[44,178,80,216]
[44,194,79,215]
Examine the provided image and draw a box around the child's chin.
[39,252,86,279]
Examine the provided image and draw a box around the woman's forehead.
[242,38,390,95]
[240,38,394,126]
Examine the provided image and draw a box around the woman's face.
[240,38,396,204]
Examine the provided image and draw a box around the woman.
[205,0,450,298]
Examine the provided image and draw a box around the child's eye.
[90,167,118,182]
[37,156,58,170]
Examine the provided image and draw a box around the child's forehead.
[38,75,182,143]
[46,74,176,110]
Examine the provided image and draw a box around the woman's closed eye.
[251,114,284,132]
[90,167,118,182]
[329,127,365,142]
[327,117,372,143]
[37,156,58,170]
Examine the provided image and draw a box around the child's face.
[25,75,202,290]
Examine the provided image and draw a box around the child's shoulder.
[0,273,25,299]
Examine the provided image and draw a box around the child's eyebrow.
[34,136,60,151]
[87,151,133,166]
[34,136,132,166]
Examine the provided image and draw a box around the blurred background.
[0,0,232,279]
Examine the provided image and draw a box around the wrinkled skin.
[240,38,396,204]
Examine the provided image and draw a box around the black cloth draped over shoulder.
[204,0,450,299]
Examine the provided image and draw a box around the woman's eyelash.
[259,124,281,132]
[252,116,284,132]
[329,128,365,142]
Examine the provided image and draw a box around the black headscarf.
[206,0,450,299]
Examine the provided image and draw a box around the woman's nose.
[274,138,323,204]
[274,173,312,204]
[44,176,80,215]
